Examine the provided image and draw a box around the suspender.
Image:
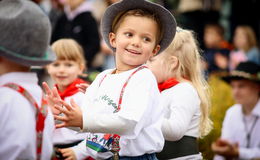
[3,83,48,160]
[99,66,147,155]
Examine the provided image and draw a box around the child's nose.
[57,65,66,72]
[131,37,141,47]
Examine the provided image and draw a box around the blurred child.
[212,62,260,160]
[148,27,212,159]
[43,0,177,159]
[229,25,260,70]
[0,0,56,159]
[46,38,90,159]
[203,23,233,74]
[51,0,100,70]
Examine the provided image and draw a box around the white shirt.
[0,72,55,160]
[53,92,88,145]
[80,66,164,158]
[214,99,260,160]
[160,82,202,160]
[161,82,201,141]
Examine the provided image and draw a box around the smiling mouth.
[126,49,141,55]
[57,76,67,79]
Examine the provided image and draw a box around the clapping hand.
[76,83,89,93]
[42,82,62,115]
[54,98,83,129]
[211,138,239,159]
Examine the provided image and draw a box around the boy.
[0,0,56,159]
[44,0,176,159]
[212,62,260,160]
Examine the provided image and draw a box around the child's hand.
[211,138,239,158]
[42,82,62,115]
[76,83,89,93]
[54,98,83,129]
[59,148,76,160]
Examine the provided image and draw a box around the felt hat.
[0,0,56,66]
[101,0,177,54]
[222,62,260,83]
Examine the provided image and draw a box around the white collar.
[65,1,93,20]
[0,72,38,86]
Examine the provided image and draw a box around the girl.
[148,27,212,159]
[46,38,90,159]
[229,25,260,70]
[43,0,177,159]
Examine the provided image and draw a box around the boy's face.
[230,79,260,106]
[47,59,84,91]
[109,15,160,70]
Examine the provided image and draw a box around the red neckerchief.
[55,78,87,100]
[158,78,180,92]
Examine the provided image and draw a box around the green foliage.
[199,74,235,160]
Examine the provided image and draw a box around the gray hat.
[0,0,56,66]
[101,0,177,54]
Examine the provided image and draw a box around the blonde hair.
[162,27,212,137]
[51,38,86,70]
[111,9,163,45]
[235,25,258,52]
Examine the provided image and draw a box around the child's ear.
[79,63,85,74]
[109,32,116,48]
[170,56,178,69]
[152,45,160,56]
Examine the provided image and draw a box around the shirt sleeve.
[239,147,260,159]
[161,84,200,141]
[72,139,90,160]
[72,138,113,160]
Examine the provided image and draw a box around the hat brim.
[222,75,260,84]
[101,0,176,54]
[0,46,56,66]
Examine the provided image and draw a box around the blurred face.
[147,53,170,83]
[65,0,84,10]
[233,28,247,50]
[204,28,222,48]
[47,60,84,91]
[230,79,260,106]
[109,15,160,71]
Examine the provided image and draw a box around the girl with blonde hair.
[229,25,260,70]
[46,38,91,159]
[148,27,212,159]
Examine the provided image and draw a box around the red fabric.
[158,78,180,92]
[56,78,87,100]
[3,83,47,160]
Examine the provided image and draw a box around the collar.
[55,78,87,100]
[158,78,180,92]
[251,99,260,117]
[0,72,38,86]
[65,1,93,20]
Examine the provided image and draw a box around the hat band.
[231,70,260,81]
[0,45,48,60]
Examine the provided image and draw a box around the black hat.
[222,62,260,83]
[101,0,177,54]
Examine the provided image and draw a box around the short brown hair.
[111,9,163,45]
